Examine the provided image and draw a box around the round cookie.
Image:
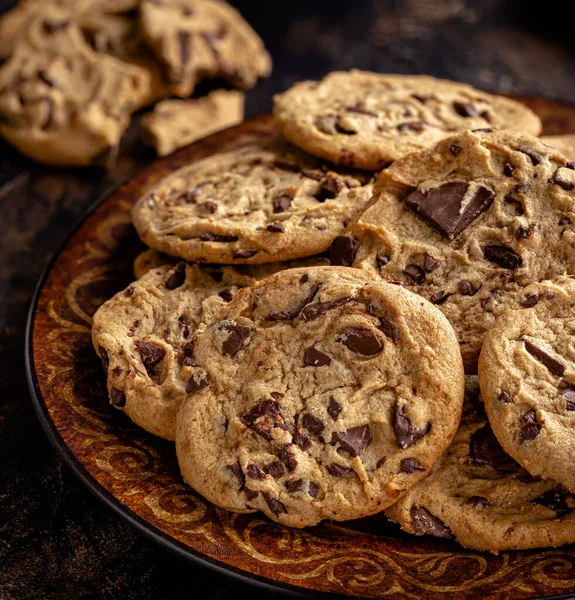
[176,266,465,527]
[131,139,375,264]
[385,376,575,552]
[347,129,575,371]
[138,0,271,98]
[478,276,575,492]
[273,71,542,170]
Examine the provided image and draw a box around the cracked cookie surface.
[273,71,541,170]
[348,129,575,371]
[176,266,464,527]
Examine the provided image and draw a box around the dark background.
[2,1,575,598]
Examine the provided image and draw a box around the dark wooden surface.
[2,1,575,599]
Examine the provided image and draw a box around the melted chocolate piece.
[404,182,495,239]
[267,221,285,232]
[376,255,390,268]
[186,372,208,393]
[316,173,345,202]
[338,326,383,355]
[403,264,425,283]
[523,339,566,376]
[562,388,575,411]
[200,233,238,242]
[233,250,257,259]
[410,506,451,537]
[534,489,573,516]
[498,391,511,404]
[394,404,430,449]
[449,144,462,156]
[519,146,543,166]
[244,487,258,501]
[165,262,186,290]
[467,496,490,508]
[519,292,539,307]
[182,341,195,366]
[330,236,360,266]
[227,462,244,489]
[397,121,425,133]
[331,425,371,457]
[265,460,285,478]
[423,254,440,272]
[300,296,354,322]
[429,291,447,304]
[328,464,353,477]
[504,163,515,177]
[279,448,297,471]
[302,413,325,435]
[285,479,304,493]
[308,482,319,497]
[400,458,425,473]
[240,400,287,441]
[453,102,478,117]
[273,195,292,213]
[262,492,287,515]
[267,284,319,321]
[376,318,399,341]
[218,290,233,302]
[135,341,166,373]
[516,225,535,240]
[110,388,126,407]
[327,396,342,420]
[99,346,109,372]
[483,245,523,270]
[518,409,541,443]
[469,424,518,472]
[221,323,252,356]
[246,463,266,480]
[294,432,312,450]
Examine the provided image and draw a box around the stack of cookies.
[0,0,271,165]
[92,70,575,552]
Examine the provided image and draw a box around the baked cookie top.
[176,266,464,527]
[385,376,575,552]
[273,71,542,170]
[0,5,150,166]
[541,134,575,161]
[478,276,575,493]
[348,129,575,370]
[139,0,271,98]
[131,139,375,264]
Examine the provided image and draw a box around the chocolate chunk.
[244,488,258,501]
[227,462,244,489]
[519,146,543,166]
[328,464,353,477]
[328,397,342,420]
[302,413,325,435]
[514,182,529,194]
[279,448,297,471]
[331,425,371,457]
[330,236,360,266]
[394,404,430,449]
[472,127,493,133]
[498,391,511,404]
[430,291,447,304]
[523,339,566,376]
[504,163,515,177]
[562,388,575,411]
[300,296,354,322]
[182,341,195,366]
[219,290,233,302]
[265,460,285,478]
[404,183,495,239]
[518,410,541,443]
[294,432,312,450]
[397,121,425,133]
[135,340,166,373]
[534,489,573,516]
[467,496,490,508]
[304,346,332,367]
[178,30,191,64]
[240,400,287,441]
[285,479,304,493]
[483,245,523,270]
[403,264,425,283]
[308,482,319,497]
[186,372,208,394]
[247,463,266,480]
[233,250,257,259]
[267,221,285,232]
[273,159,300,172]
[449,144,462,156]
[376,255,390,268]
[99,346,109,372]
[516,225,535,240]
[410,506,451,538]
[400,458,425,473]
[453,102,478,117]
[377,318,399,342]
[267,284,319,321]
[559,216,572,225]
[470,424,518,472]
[520,292,539,307]
[221,323,251,356]
[567,162,575,170]
[125,286,134,297]
[165,262,186,290]
[315,114,338,135]
[262,492,287,515]
[200,233,238,242]
[316,173,344,202]
[550,171,574,191]
[110,388,126,407]
[200,201,218,213]
[423,254,440,272]
[338,326,382,355]
[272,195,292,213]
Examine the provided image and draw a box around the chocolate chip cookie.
[131,139,375,264]
[385,375,575,551]
[348,129,575,370]
[478,276,575,493]
[138,0,271,98]
[273,71,542,170]
[176,266,465,527]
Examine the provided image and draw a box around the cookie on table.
[141,90,244,157]
[347,129,575,370]
[131,139,375,264]
[273,71,542,170]
[541,135,575,161]
[478,276,575,493]
[0,6,150,166]
[385,376,575,551]
[176,266,465,527]
[139,0,271,98]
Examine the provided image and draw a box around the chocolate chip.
[182,341,195,366]
[200,201,218,213]
[453,102,478,117]
[233,250,257,259]
[328,397,342,420]
[316,173,345,202]
[262,492,287,516]
[273,159,300,172]
[559,216,572,225]
[178,30,191,64]
[520,292,539,307]
[186,372,208,393]
[222,323,251,356]
[279,448,297,471]
[240,400,287,441]
[267,284,319,321]
[302,413,325,435]
[331,425,371,457]
[515,183,530,194]
[519,146,543,166]
[403,264,425,283]
[483,245,523,270]
[328,464,352,477]
[404,183,495,239]
[300,296,354,322]
[516,225,535,240]
[410,506,451,537]
[338,326,383,356]
[219,290,233,302]
[330,236,360,266]
[376,255,390,268]
[562,388,575,411]
[304,346,332,367]
[267,221,285,232]
[518,409,541,443]
[165,262,186,290]
[397,121,425,133]
[449,144,462,156]
[498,391,511,404]
[244,488,258,501]
[135,340,166,373]
[376,318,399,342]
[125,286,134,297]
[200,233,238,242]
[430,291,447,304]
[294,432,312,450]
[285,479,304,493]
[423,254,440,272]
[247,463,266,480]
[549,172,574,191]
[300,274,309,283]
[472,127,493,133]
[523,339,566,376]
[99,346,109,372]
[394,404,430,449]
[110,388,126,407]
[467,496,490,508]
[308,482,319,497]
[227,462,244,489]
[534,489,573,516]
[400,458,425,473]
[504,163,515,177]
[567,162,575,170]
[470,424,518,471]
[265,460,285,478]
[272,195,292,213]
